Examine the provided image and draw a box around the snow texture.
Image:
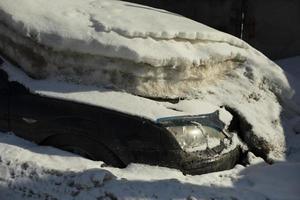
[0,0,297,161]
[0,0,291,98]
[0,56,299,200]
[1,59,231,125]
[0,129,299,200]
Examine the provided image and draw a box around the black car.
[0,57,241,175]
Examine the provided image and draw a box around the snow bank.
[0,0,291,98]
[0,0,295,160]
[1,58,300,199]
[1,132,300,200]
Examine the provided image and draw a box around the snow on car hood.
[1,60,232,127]
[0,0,296,161]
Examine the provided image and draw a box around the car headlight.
[166,122,226,152]
[158,111,230,152]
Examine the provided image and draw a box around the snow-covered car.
[0,0,293,174]
[0,57,241,175]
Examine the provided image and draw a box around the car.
[0,56,241,175]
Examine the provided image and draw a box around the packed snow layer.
[0,0,291,98]
[1,59,232,125]
[1,132,300,200]
[0,0,247,63]
[0,0,295,160]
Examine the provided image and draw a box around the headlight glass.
[167,123,226,152]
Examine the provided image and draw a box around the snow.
[0,0,291,99]
[0,0,299,198]
[0,56,299,199]
[1,58,231,125]
[0,56,290,160]
[0,0,246,64]
[0,57,299,199]
[0,131,299,200]
[0,0,296,160]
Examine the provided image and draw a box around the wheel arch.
[39,131,132,166]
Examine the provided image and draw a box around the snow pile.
[0,58,286,161]
[1,57,300,200]
[0,0,291,97]
[0,0,295,160]
[1,132,300,200]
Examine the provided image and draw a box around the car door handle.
[22,117,37,124]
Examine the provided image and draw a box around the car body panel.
[0,69,9,132]
[8,80,161,165]
[0,59,240,174]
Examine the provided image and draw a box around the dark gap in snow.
[225,106,249,141]
[138,95,184,104]
[165,107,183,112]
[225,106,271,165]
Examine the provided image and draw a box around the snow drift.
[2,132,300,200]
[0,0,295,160]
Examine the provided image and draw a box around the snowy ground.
[0,56,299,200]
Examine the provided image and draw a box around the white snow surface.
[0,56,300,200]
[0,0,247,67]
[0,0,299,198]
[1,59,231,124]
[0,0,296,160]
[0,0,292,99]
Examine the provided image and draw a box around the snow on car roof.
[0,0,247,67]
[0,0,292,99]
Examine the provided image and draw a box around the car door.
[0,69,9,132]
